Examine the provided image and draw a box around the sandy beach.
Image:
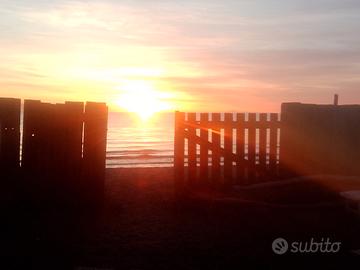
[2,167,360,269]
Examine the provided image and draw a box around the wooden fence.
[281,102,360,176]
[0,97,108,207]
[174,112,281,190]
[0,98,21,174]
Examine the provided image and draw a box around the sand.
[2,168,360,269]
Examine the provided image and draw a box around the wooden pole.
[269,113,278,173]
[63,102,84,202]
[0,98,21,173]
[224,113,233,184]
[174,111,185,194]
[83,102,108,207]
[259,113,267,171]
[22,100,42,174]
[247,113,256,181]
[199,113,209,183]
[236,113,245,183]
[187,113,197,184]
[211,113,221,183]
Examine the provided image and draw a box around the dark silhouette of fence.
[174,112,281,190]
[0,97,108,207]
[281,102,360,176]
[175,103,360,192]
[0,98,21,174]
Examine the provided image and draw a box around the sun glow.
[115,80,172,120]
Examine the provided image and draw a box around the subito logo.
[272,238,289,255]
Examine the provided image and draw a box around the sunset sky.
[1,0,360,113]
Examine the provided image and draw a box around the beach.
[2,167,360,269]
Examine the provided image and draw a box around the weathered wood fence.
[175,103,360,191]
[174,112,281,189]
[281,103,360,176]
[0,97,108,207]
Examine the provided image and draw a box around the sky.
[1,0,360,112]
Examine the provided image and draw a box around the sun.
[115,80,171,120]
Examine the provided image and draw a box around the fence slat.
[211,113,221,182]
[224,113,233,183]
[269,113,278,172]
[22,100,42,174]
[200,113,209,182]
[236,113,245,182]
[63,102,84,199]
[259,113,267,170]
[174,111,185,192]
[248,113,256,180]
[0,98,21,174]
[38,103,57,198]
[83,102,108,206]
[64,102,84,172]
[175,110,287,188]
[0,97,108,208]
[187,113,197,182]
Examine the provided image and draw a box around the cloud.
[1,0,360,110]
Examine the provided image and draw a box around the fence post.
[22,100,43,202]
[200,113,209,184]
[224,113,233,185]
[0,98,21,197]
[211,113,221,184]
[248,113,256,181]
[187,113,197,184]
[83,102,108,207]
[259,113,267,177]
[236,113,245,183]
[0,98,21,174]
[174,111,185,194]
[269,113,278,173]
[63,102,84,202]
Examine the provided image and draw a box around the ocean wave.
[107,154,174,160]
[107,149,172,155]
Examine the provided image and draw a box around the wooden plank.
[343,107,360,175]
[64,102,84,178]
[22,100,51,203]
[22,100,42,174]
[279,103,301,176]
[41,103,63,203]
[61,102,84,201]
[37,103,55,179]
[184,129,249,164]
[174,111,185,193]
[52,104,67,179]
[187,113,197,183]
[247,113,256,180]
[236,113,245,183]
[330,106,342,175]
[37,103,61,202]
[224,113,233,184]
[0,98,21,173]
[83,102,108,206]
[183,121,280,130]
[199,113,209,182]
[211,113,221,182]
[259,113,267,170]
[269,113,278,171]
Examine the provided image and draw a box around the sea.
[106,112,174,168]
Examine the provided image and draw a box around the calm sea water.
[106,112,174,168]
[17,111,276,168]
